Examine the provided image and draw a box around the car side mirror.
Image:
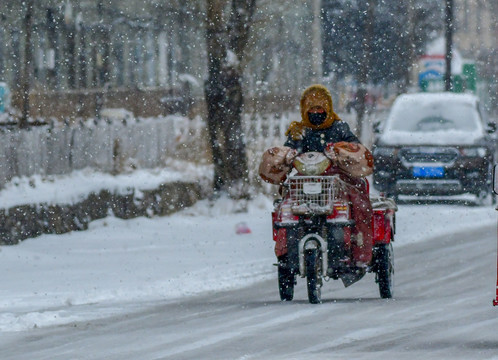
[494,165,498,195]
[373,121,381,134]
[487,122,497,134]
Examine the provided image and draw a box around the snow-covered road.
[0,196,497,359]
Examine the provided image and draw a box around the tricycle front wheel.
[306,249,322,304]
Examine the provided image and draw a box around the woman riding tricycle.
[260,85,397,304]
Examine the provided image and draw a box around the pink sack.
[259,146,298,185]
[325,142,374,178]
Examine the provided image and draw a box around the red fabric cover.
[336,171,373,265]
[274,228,287,257]
[349,186,373,264]
[272,212,288,257]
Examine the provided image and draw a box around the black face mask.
[308,112,327,126]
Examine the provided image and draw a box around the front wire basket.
[286,175,345,215]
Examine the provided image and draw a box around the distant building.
[453,0,497,57]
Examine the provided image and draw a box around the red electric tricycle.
[272,151,397,304]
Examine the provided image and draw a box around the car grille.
[400,148,458,164]
[395,179,463,195]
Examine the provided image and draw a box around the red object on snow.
[236,222,252,234]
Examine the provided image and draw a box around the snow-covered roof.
[395,92,478,105]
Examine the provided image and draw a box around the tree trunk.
[204,0,256,199]
[66,23,76,89]
[78,24,87,88]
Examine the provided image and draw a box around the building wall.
[454,0,497,57]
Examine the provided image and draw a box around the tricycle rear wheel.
[375,243,394,299]
[278,262,295,301]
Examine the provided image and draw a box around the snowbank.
[0,162,212,244]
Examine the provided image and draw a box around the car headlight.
[460,147,487,157]
[373,147,397,157]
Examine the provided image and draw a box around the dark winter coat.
[284,120,359,153]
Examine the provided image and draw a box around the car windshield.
[387,98,481,132]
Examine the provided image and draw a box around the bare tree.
[204,0,256,199]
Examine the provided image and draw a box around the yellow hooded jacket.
[286,84,341,140]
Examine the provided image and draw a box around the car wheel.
[475,189,494,206]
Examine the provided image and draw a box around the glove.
[284,148,299,165]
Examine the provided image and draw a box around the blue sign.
[418,69,443,87]
[0,82,9,113]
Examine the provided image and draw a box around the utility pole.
[404,0,415,91]
[311,0,323,83]
[444,0,453,91]
[20,0,34,128]
[356,0,374,141]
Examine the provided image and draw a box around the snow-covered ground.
[0,169,496,333]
